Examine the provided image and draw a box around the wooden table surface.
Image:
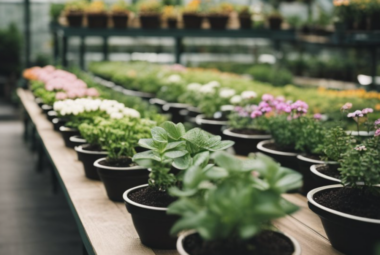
[18,88,343,255]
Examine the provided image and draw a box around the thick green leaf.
[164,150,188,159]
[160,121,186,140]
[173,154,191,169]
[138,139,156,150]
[165,141,185,151]
[205,166,229,179]
[183,165,205,189]
[151,127,168,143]
[193,151,210,168]
[207,140,234,151]
[132,150,160,161]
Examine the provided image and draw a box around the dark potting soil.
[183,231,295,255]
[231,128,268,135]
[262,142,298,153]
[98,158,137,168]
[314,188,380,219]
[128,186,176,207]
[82,144,103,152]
[316,165,341,179]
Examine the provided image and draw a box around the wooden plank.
[17,88,342,255]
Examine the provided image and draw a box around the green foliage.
[294,117,326,155]
[339,139,380,193]
[267,115,298,150]
[228,109,270,131]
[78,117,107,146]
[318,126,355,161]
[168,151,302,241]
[133,121,234,190]
[247,65,293,87]
[0,24,21,76]
[50,3,65,22]
[31,80,56,105]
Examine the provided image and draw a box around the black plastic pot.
[75,144,107,180]
[370,13,380,30]
[94,158,149,202]
[163,103,190,124]
[47,111,58,122]
[268,16,283,30]
[296,155,338,195]
[239,15,251,29]
[167,18,177,28]
[112,13,129,28]
[222,128,271,156]
[256,140,298,170]
[207,15,229,30]
[195,114,228,136]
[68,135,87,149]
[87,13,108,28]
[52,118,67,132]
[149,98,167,113]
[310,164,340,187]
[66,12,84,27]
[308,185,380,255]
[186,107,202,123]
[35,97,44,108]
[59,126,80,148]
[176,230,301,255]
[41,104,53,115]
[123,184,179,249]
[183,14,203,29]
[140,14,160,29]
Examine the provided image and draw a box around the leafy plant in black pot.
[237,5,252,29]
[64,0,87,27]
[182,0,203,29]
[138,0,162,29]
[168,151,303,255]
[205,3,233,30]
[123,121,233,249]
[86,0,109,29]
[110,0,130,29]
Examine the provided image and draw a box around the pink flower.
[291,100,308,114]
[347,110,363,118]
[251,110,263,118]
[354,145,367,151]
[72,79,87,89]
[341,102,353,111]
[55,92,67,100]
[375,119,380,127]
[375,129,380,137]
[314,113,322,120]
[45,83,55,91]
[361,108,373,115]
[86,88,99,97]
[275,96,285,102]
[275,102,291,113]
[262,94,274,102]
[67,90,78,99]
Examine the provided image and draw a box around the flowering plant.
[78,118,107,149]
[132,121,234,191]
[156,74,186,102]
[168,151,302,244]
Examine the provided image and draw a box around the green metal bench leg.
[30,124,37,151]
[36,138,45,173]
[49,163,59,194]
[23,113,29,142]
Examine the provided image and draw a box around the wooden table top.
[18,88,343,255]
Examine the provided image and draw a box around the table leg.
[174,37,182,64]
[102,36,108,61]
[80,36,85,70]
[62,35,68,67]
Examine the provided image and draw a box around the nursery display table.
[18,88,343,255]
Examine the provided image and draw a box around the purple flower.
[361,108,373,115]
[257,101,272,113]
[291,100,308,114]
[341,102,352,111]
[375,119,380,127]
[251,110,263,119]
[347,110,363,118]
[262,94,274,102]
[314,113,322,120]
[275,102,291,113]
[375,129,380,137]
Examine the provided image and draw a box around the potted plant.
[110,0,129,29]
[123,122,234,249]
[163,5,178,28]
[333,0,355,30]
[94,117,155,202]
[168,151,303,255]
[64,0,86,27]
[86,0,108,28]
[69,135,87,148]
[182,0,203,29]
[50,3,65,24]
[237,5,252,29]
[195,82,236,136]
[205,3,233,30]
[268,10,283,30]
[307,133,380,255]
[223,91,272,156]
[138,0,162,29]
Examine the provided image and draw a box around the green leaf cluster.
[168,151,302,241]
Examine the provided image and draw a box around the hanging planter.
[94,158,149,202]
[222,128,271,156]
[59,126,80,148]
[75,144,107,180]
[296,155,338,195]
[176,230,301,255]
[310,164,341,187]
[257,140,299,170]
[308,185,380,255]
[123,184,179,249]
[195,114,228,136]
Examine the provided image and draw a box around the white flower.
[106,107,119,115]
[230,95,242,104]
[200,86,215,94]
[205,81,220,88]
[110,112,123,119]
[167,74,182,83]
[115,103,125,110]
[187,83,202,91]
[53,101,64,111]
[219,88,236,98]
[241,91,257,99]
[123,108,141,118]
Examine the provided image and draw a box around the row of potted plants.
[25,64,380,254]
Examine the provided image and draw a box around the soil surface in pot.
[316,165,340,179]
[262,142,297,153]
[98,158,137,168]
[314,188,380,219]
[82,144,103,151]
[183,231,294,255]
[128,186,176,207]
[230,128,268,135]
